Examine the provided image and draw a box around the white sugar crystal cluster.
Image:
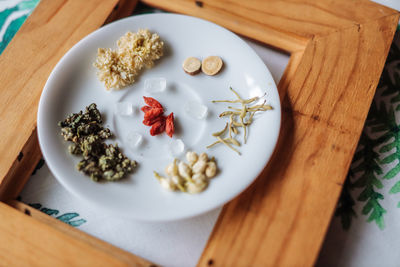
[184,101,208,119]
[144,77,166,93]
[166,139,185,157]
[126,131,143,150]
[114,102,133,116]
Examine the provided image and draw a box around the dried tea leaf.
[59,103,136,182]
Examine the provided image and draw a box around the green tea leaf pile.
[58,103,136,181]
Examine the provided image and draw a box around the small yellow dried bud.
[205,161,217,178]
[186,151,198,166]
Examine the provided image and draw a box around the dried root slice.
[201,56,223,76]
[182,57,201,75]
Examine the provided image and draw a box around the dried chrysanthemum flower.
[94,29,164,90]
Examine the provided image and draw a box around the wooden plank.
[277,49,304,101]
[141,0,396,52]
[140,0,399,266]
[1,201,153,266]
[0,129,41,201]
[0,0,137,200]
[200,8,398,267]
[104,0,139,25]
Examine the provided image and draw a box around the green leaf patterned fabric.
[0,0,39,54]
[336,31,400,230]
[29,202,87,227]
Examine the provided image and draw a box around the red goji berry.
[165,112,174,138]
[142,115,165,126]
[141,96,172,137]
[143,96,163,109]
[144,107,163,120]
[141,106,152,113]
[150,120,166,136]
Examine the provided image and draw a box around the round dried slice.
[182,57,201,75]
[201,56,223,76]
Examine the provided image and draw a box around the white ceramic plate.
[38,14,281,221]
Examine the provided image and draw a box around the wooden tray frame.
[0,0,398,266]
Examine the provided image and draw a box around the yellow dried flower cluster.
[94,29,164,90]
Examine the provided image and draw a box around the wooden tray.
[0,0,398,265]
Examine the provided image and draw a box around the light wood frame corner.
[0,0,398,266]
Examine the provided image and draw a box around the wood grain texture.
[141,0,396,52]
[0,129,42,201]
[104,0,139,25]
[140,0,399,266]
[1,201,152,266]
[277,49,304,101]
